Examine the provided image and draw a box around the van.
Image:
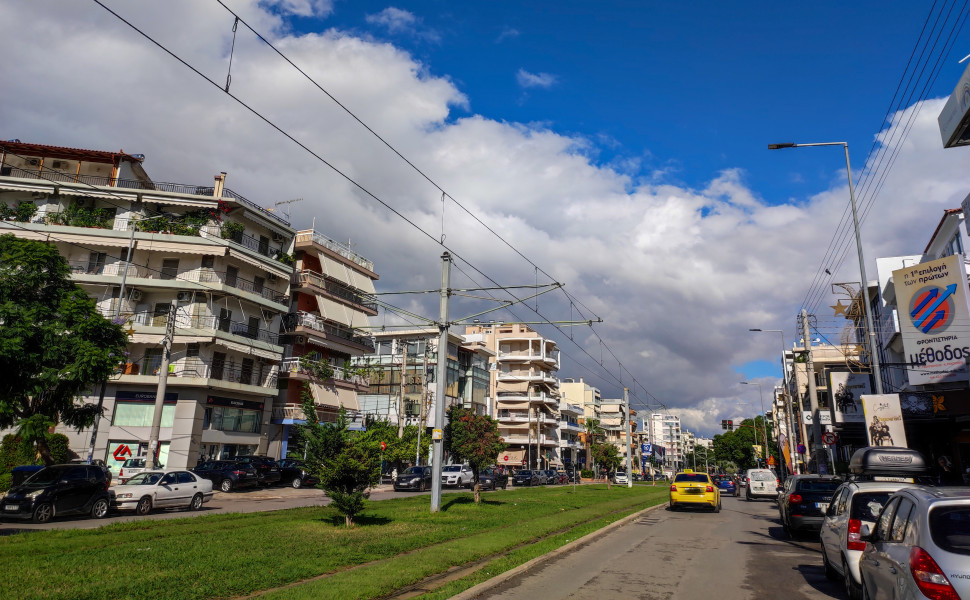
[744,468,778,500]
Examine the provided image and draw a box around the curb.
[451,501,668,600]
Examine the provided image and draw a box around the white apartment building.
[646,413,682,474]
[0,141,295,474]
[464,323,561,469]
[559,378,601,467]
[600,399,636,464]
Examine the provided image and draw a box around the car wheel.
[220,478,233,493]
[715,500,721,513]
[32,502,53,524]
[843,558,862,600]
[291,477,303,489]
[189,493,204,511]
[90,498,109,519]
[821,544,839,581]
[135,497,152,516]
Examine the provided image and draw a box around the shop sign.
[802,411,832,425]
[206,395,264,411]
[116,390,178,403]
[861,394,909,448]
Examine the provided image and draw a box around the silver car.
[859,486,970,600]
[112,470,213,515]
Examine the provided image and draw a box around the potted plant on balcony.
[221,221,245,241]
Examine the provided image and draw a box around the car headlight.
[116,493,133,499]
[26,489,45,499]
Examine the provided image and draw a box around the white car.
[613,472,629,485]
[441,464,474,488]
[744,468,778,500]
[118,457,164,484]
[112,470,213,515]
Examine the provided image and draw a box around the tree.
[296,386,378,526]
[582,418,604,470]
[591,442,622,489]
[444,405,507,503]
[0,235,128,464]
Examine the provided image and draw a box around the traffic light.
[721,419,727,430]
[728,420,734,431]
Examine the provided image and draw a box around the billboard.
[802,410,832,425]
[828,371,871,423]
[892,254,970,385]
[861,394,908,448]
[938,60,970,148]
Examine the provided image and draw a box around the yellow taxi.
[669,469,720,512]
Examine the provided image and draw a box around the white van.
[744,468,778,500]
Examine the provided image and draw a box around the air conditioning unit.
[293,335,307,345]
[176,291,193,302]
[129,289,143,302]
[52,160,68,170]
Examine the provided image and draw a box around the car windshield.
[443,466,461,472]
[930,506,970,556]
[851,492,893,521]
[122,459,146,468]
[22,466,72,486]
[518,470,533,476]
[795,480,842,493]
[124,472,163,485]
[197,461,219,470]
[749,471,775,481]
[403,467,426,475]
[674,474,709,483]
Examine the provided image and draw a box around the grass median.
[2,483,667,600]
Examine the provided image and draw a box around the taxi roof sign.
[683,468,694,473]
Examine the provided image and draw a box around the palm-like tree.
[582,418,604,470]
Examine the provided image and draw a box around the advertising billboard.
[828,371,871,423]
[861,394,908,448]
[802,410,832,425]
[892,254,970,385]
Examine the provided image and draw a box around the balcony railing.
[295,229,374,272]
[130,356,278,388]
[224,229,282,259]
[495,392,558,405]
[296,270,377,311]
[877,308,900,348]
[284,311,374,351]
[129,311,281,345]
[278,357,368,385]
[1,166,289,225]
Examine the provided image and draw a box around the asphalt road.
[464,493,847,600]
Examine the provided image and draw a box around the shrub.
[221,221,245,240]
[580,469,594,479]
[46,433,73,464]
[15,201,37,222]
[0,473,11,493]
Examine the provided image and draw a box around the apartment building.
[646,413,682,474]
[0,141,295,474]
[463,323,561,469]
[271,229,379,458]
[600,399,636,467]
[559,378,602,467]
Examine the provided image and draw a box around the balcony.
[497,411,558,426]
[560,421,582,432]
[283,311,374,352]
[495,392,558,407]
[295,229,374,272]
[129,311,281,346]
[496,369,559,386]
[125,356,278,389]
[877,308,900,348]
[278,357,369,387]
[295,269,377,313]
[502,434,557,446]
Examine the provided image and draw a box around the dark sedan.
[778,475,842,537]
[191,460,259,493]
[278,459,319,489]
[394,466,432,492]
[478,468,509,490]
[234,456,282,486]
[0,464,111,523]
[512,470,540,486]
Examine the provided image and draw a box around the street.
[463,492,845,600]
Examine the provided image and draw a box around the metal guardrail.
[284,311,374,350]
[295,229,373,271]
[296,270,377,311]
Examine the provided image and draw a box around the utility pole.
[416,340,429,466]
[430,253,451,513]
[800,309,826,475]
[146,303,177,470]
[397,340,407,438]
[624,388,632,488]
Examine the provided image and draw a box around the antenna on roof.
[269,198,303,221]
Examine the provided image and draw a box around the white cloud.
[364,7,439,42]
[497,27,520,43]
[1,1,965,438]
[516,69,558,89]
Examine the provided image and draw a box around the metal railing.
[1,166,289,225]
[224,229,282,259]
[284,311,374,350]
[135,356,278,388]
[296,270,377,311]
[278,357,368,385]
[295,229,373,271]
[127,311,281,345]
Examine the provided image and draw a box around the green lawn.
[2,485,667,600]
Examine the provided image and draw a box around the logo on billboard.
[909,284,957,333]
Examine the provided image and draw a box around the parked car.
[613,471,629,485]
[9,465,44,488]
[112,470,213,514]
[714,475,738,497]
[744,468,779,501]
[394,465,433,492]
[478,467,509,490]
[544,469,559,485]
[0,464,111,523]
[820,446,931,600]
[70,459,113,486]
[859,485,970,600]
[512,470,540,486]
[118,457,164,484]
[441,464,475,488]
[556,470,569,484]
[191,460,259,492]
[278,459,318,489]
[777,474,842,538]
[234,456,282,486]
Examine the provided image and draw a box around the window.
[875,497,899,540]
[212,352,226,380]
[177,472,195,484]
[87,252,106,274]
[944,232,964,257]
[112,402,175,427]
[930,506,970,556]
[889,498,913,542]
[247,316,260,339]
[186,344,200,359]
[253,276,265,294]
[160,473,177,486]
[143,348,163,375]
[160,258,179,281]
[206,406,260,433]
[201,255,214,269]
[153,303,172,327]
[258,235,269,255]
[218,309,232,332]
[240,358,254,385]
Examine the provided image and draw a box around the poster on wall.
[892,254,970,385]
[861,394,908,448]
[828,371,872,423]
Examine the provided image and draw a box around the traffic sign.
[380,441,387,450]
[821,431,838,445]
[797,444,806,454]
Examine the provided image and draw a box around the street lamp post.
[768,142,883,396]
[749,328,801,474]
[741,382,771,469]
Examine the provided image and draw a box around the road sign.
[767,456,777,466]
[797,444,806,454]
[380,441,387,450]
[822,431,838,445]
[432,429,442,440]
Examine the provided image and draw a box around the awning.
[130,334,213,345]
[226,248,290,277]
[138,196,218,210]
[13,229,132,248]
[315,294,350,324]
[348,269,376,294]
[322,261,353,286]
[58,187,138,202]
[497,449,526,465]
[139,239,223,255]
[309,382,360,410]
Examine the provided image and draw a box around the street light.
[740,382,771,469]
[749,328,801,474]
[768,141,883,396]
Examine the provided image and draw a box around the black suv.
[191,460,259,493]
[0,464,111,523]
[278,459,319,489]
[234,456,282,486]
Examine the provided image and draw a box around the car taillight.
[910,546,959,600]
[788,494,802,505]
[775,479,780,487]
[233,470,246,476]
[847,519,866,552]
[706,486,714,492]
[670,484,677,492]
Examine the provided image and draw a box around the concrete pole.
[624,388,632,488]
[146,302,176,470]
[801,309,826,475]
[397,340,407,438]
[430,252,451,513]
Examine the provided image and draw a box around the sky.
[3,1,970,437]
